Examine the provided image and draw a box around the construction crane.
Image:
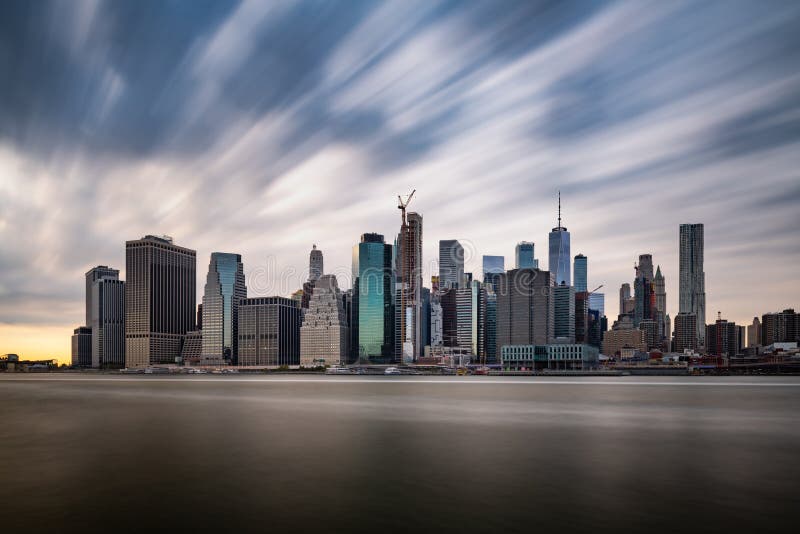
[397,190,416,364]
[589,285,603,295]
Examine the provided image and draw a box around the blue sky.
[1,0,799,358]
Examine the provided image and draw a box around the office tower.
[71,327,92,367]
[440,288,458,347]
[196,304,203,330]
[638,254,654,283]
[588,293,605,315]
[602,318,646,356]
[482,255,505,288]
[673,312,698,353]
[481,285,497,363]
[353,233,394,362]
[548,193,570,286]
[300,275,349,367]
[430,291,443,347]
[439,239,464,289]
[90,276,125,368]
[574,291,588,344]
[664,313,672,351]
[633,269,653,328]
[309,244,323,282]
[455,286,474,352]
[342,289,357,364]
[587,309,603,349]
[553,283,576,343]
[748,317,761,347]
[85,266,118,325]
[573,254,587,292]
[515,242,536,270]
[421,287,431,349]
[706,314,740,357]
[679,224,706,346]
[397,212,423,361]
[619,283,631,318]
[640,319,658,350]
[125,235,196,367]
[202,252,246,363]
[496,268,554,359]
[654,266,667,334]
[761,309,800,345]
[237,297,300,366]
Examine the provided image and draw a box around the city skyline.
[2,1,800,362]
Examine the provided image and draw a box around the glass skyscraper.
[353,233,394,362]
[202,252,246,363]
[548,194,570,286]
[515,242,536,269]
[573,254,587,292]
[439,239,464,289]
[679,223,705,346]
[482,255,504,288]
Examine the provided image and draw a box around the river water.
[1,375,798,533]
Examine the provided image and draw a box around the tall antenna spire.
[558,190,562,228]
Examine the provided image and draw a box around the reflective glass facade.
[353,234,394,361]
[548,228,570,286]
[573,254,587,292]
[515,242,536,270]
[202,252,246,362]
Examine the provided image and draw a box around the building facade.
[125,235,196,367]
[238,297,301,366]
[548,194,571,286]
[553,283,576,343]
[439,239,464,289]
[353,233,394,362]
[482,255,505,288]
[496,268,554,360]
[300,275,349,367]
[679,224,706,346]
[573,254,587,292]
[90,277,125,368]
[202,252,246,363]
[515,242,536,270]
[71,326,92,367]
[309,244,323,282]
[673,312,699,353]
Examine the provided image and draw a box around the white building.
[300,275,349,367]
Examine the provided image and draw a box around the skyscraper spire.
[558,190,562,228]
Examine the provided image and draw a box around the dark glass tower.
[352,233,394,362]
[548,193,571,286]
[202,252,247,363]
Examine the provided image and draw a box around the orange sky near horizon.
[1,324,71,364]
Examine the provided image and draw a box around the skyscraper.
[309,244,323,282]
[654,265,667,342]
[482,255,505,288]
[553,283,576,343]
[638,254,654,284]
[573,254,587,292]
[673,312,698,353]
[619,283,631,318]
[679,224,706,346]
[397,212,423,361]
[71,326,92,367]
[353,233,394,362]
[496,268,554,359]
[90,275,125,368]
[85,266,119,325]
[706,314,740,357]
[125,235,196,367]
[548,193,570,286]
[439,239,464,289]
[588,293,605,315]
[300,274,349,367]
[201,252,246,363]
[238,297,301,366]
[515,242,537,270]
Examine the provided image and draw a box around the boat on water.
[325,367,352,375]
[384,366,402,375]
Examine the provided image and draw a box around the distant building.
[548,193,570,286]
[679,224,706,346]
[125,235,196,368]
[353,233,394,362]
[761,309,799,345]
[202,252,246,363]
[480,284,498,363]
[748,317,761,347]
[588,293,605,315]
[71,327,92,367]
[673,312,698,353]
[706,315,740,357]
[515,242,537,270]
[496,268,554,360]
[482,255,505,288]
[300,275,349,367]
[501,344,598,371]
[309,244,323,282]
[602,316,645,356]
[553,283,575,343]
[573,254,587,292]
[439,239,464,289]
[83,266,125,368]
[238,297,301,366]
[180,330,203,364]
[619,283,631,318]
[396,212,423,361]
